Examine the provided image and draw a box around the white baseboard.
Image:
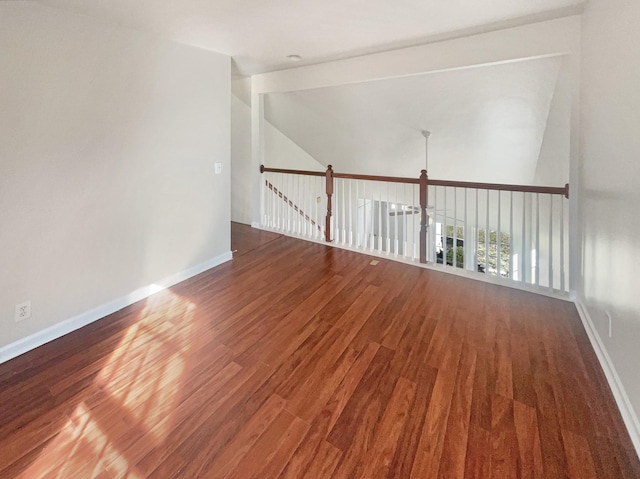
[0,251,233,365]
[575,299,640,456]
[251,221,261,228]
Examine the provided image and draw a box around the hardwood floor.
[231,221,281,257]
[1,223,638,478]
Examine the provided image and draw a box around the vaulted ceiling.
[264,56,570,185]
[39,0,583,75]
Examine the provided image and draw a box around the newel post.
[325,165,334,242]
[419,169,428,264]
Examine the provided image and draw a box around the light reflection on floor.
[21,289,196,478]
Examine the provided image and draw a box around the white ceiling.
[264,57,568,185]
[39,0,583,75]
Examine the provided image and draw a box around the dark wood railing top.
[428,179,569,198]
[333,172,419,184]
[260,165,569,198]
[260,165,325,177]
[260,165,417,184]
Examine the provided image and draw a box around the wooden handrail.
[260,165,569,198]
[427,180,569,199]
[265,180,322,232]
[260,165,325,177]
[333,173,419,184]
[260,165,418,184]
[260,164,570,259]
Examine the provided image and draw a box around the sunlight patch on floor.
[21,289,197,478]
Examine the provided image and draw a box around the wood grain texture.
[261,165,570,196]
[0,223,637,478]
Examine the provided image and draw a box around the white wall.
[534,57,572,186]
[231,79,253,224]
[231,78,323,225]
[580,0,640,449]
[265,125,326,171]
[0,3,231,352]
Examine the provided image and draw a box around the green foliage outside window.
[446,246,465,268]
[441,225,510,277]
[477,229,510,277]
[441,225,465,268]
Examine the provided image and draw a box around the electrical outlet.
[15,300,31,322]
[214,162,222,174]
[605,310,613,338]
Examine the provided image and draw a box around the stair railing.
[260,164,570,293]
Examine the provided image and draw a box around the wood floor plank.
[198,393,287,479]
[513,399,544,479]
[278,341,379,479]
[410,332,464,478]
[301,440,342,479]
[247,414,310,479]
[223,410,308,479]
[137,361,267,476]
[326,345,395,452]
[533,378,570,477]
[231,221,281,256]
[438,343,478,479]
[242,274,350,366]
[490,394,519,479]
[463,342,494,478]
[151,361,276,477]
[355,376,416,479]
[388,362,438,479]
[0,223,638,478]
[285,346,360,423]
[562,429,598,479]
